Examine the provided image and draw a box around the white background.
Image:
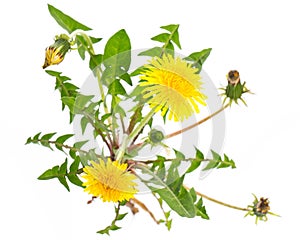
[1,0,300,239]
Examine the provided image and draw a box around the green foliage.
[38,157,83,191]
[184,48,212,72]
[76,35,102,60]
[202,150,236,170]
[48,4,92,34]
[136,149,211,220]
[139,24,181,57]
[32,5,259,234]
[97,203,128,235]
[102,29,131,86]
[45,70,79,122]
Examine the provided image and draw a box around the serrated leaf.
[48,4,92,34]
[136,164,195,218]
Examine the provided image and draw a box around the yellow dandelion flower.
[140,54,206,121]
[42,37,70,69]
[82,159,138,203]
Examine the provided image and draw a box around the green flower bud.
[221,70,250,106]
[149,129,164,144]
[42,34,71,69]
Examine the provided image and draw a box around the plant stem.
[76,32,108,114]
[165,103,230,139]
[131,198,160,224]
[115,108,157,162]
[184,185,248,212]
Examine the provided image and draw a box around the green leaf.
[161,24,179,33]
[151,33,170,43]
[38,166,59,180]
[108,80,127,96]
[189,187,197,202]
[61,96,75,113]
[116,213,128,221]
[174,149,185,160]
[136,164,195,218]
[102,29,131,85]
[67,174,83,187]
[74,140,89,149]
[73,94,94,114]
[119,73,132,86]
[55,134,73,151]
[184,48,212,71]
[80,116,90,135]
[33,132,42,141]
[41,132,56,141]
[195,197,209,219]
[58,176,70,192]
[151,156,166,180]
[186,148,204,173]
[203,150,220,170]
[40,132,56,149]
[89,54,103,70]
[67,157,83,187]
[57,159,70,191]
[170,29,181,49]
[138,47,162,57]
[59,159,68,175]
[161,24,181,49]
[48,4,92,33]
[217,154,236,169]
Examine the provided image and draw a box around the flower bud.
[149,129,164,144]
[254,197,270,217]
[42,35,71,69]
[221,70,250,106]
